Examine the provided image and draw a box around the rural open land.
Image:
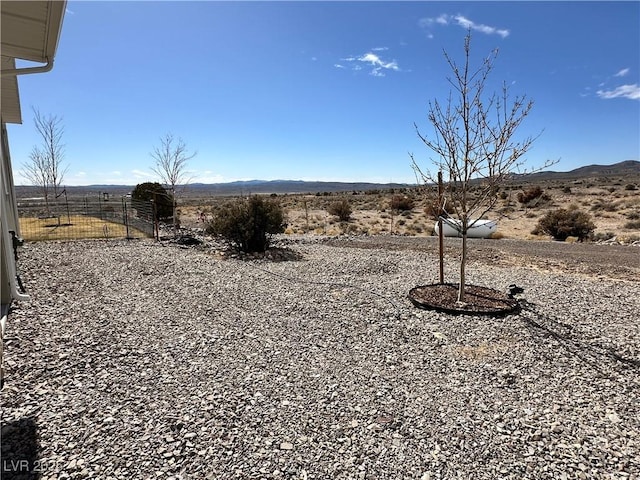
[1,234,639,479]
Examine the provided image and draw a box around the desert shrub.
[591,231,616,241]
[498,206,516,215]
[345,223,360,235]
[590,200,618,212]
[410,223,424,234]
[624,184,637,191]
[621,234,640,243]
[624,220,640,230]
[132,182,174,220]
[517,186,544,204]
[424,201,443,220]
[327,199,352,221]
[208,196,285,252]
[625,211,640,220]
[562,186,572,194]
[390,195,415,211]
[535,208,596,241]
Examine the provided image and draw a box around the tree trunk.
[171,187,178,237]
[458,232,467,302]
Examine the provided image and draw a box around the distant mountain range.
[185,179,410,195]
[15,160,639,198]
[520,159,639,181]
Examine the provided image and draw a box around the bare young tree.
[411,33,555,302]
[22,147,51,211]
[150,133,197,232]
[21,109,68,214]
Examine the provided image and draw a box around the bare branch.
[150,133,197,190]
[412,31,557,301]
[22,109,68,213]
[32,108,67,194]
[150,133,198,233]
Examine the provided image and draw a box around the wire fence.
[17,194,156,242]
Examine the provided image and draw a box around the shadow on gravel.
[1,417,41,480]
[518,300,640,374]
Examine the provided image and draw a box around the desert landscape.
[4,162,639,479]
[14,161,640,245]
[177,162,640,245]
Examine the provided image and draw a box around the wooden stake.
[438,171,444,284]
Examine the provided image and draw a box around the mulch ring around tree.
[408,283,520,316]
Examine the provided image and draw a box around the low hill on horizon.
[520,159,639,181]
[14,160,639,198]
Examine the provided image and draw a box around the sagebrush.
[327,199,352,221]
[390,195,415,212]
[208,196,285,252]
[534,208,596,241]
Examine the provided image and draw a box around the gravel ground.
[2,236,639,480]
[326,236,640,283]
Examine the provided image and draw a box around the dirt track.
[325,236,640,282]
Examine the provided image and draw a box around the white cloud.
[419,14,449,27]
[359,52,399,76]
[419,13,509,38]
[614,68,630,77]
[596,84,640,100]
[337,50,400,77]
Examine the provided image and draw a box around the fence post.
[123,197,131,239]
[152,193,159,241]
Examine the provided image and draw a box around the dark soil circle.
[408,283,520,315]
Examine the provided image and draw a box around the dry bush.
[389,195,415,212]
[624,220,640,230]
[208,196,285,252]
[423,201,442,220]
[327,199,352,221]
[592,231,616,241]
[590,200,619,212]
[517,186,544,204]
[534,208,596,241]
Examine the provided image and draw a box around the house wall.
[1,120,17,305]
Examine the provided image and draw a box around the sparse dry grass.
[19,216,149,241]
[180,175,640,241]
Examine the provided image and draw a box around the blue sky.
[8,1,640,186]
